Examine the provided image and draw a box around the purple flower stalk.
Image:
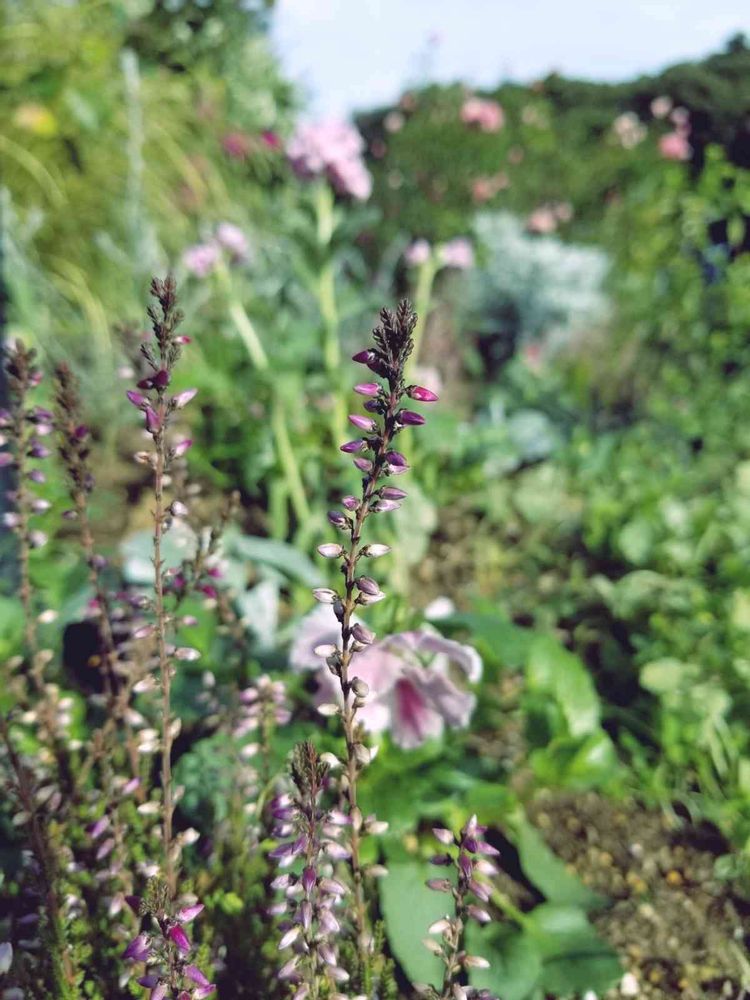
[131,276,195,897]
[313,300,436,955]
[122,885,214,998]
[271,742,350,997]
[425,816,498,998]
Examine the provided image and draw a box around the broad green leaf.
[380,846,446,988]
[227,532,322,587]
[466,922,542,1000]
[526,904,621,995]
[526,635,600,737]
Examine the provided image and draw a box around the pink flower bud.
[126,390,147,408]
[172,439,192,457]
[168,924,191,952]
[177,903,204,923]
[341,495,359,510]
[185,965,210,987]
[349,413,376,431]
[144,408,161,433]
[351,623,375,645]
[353,457,373,473]
[407,385,439,402]
[381,486,407,500]
[172,388,197,409]
[353,383,380,396]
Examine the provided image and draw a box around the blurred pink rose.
[439,237,474,270]
[316,629,482,750]
[460,97,505,133]
[287,119,372,200]
[526,207,558,234]
[659,131,691,161]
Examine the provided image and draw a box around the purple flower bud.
[301,866,317,894]
[137,376,154,389]
[319,909,340,934]
[353,383,380,397]
[152,369,171,389]
[459,854,474,880]
[317,543,344,559]
[351,623,375,645]
[144,408,161,433]
[433,827,454,846]
[361,543,390,557]
[28,469,46,483]
[177,903,204,923]
[353,457,373,473]
[87,816,110,840]
[151,985,168,1000]
[172,438,192,458]
[29,442,51,459]
[341,495,359,510]
[125,895,142,914]
[468,905,492,924]
[340,439,366,453]
[327,510,349,528]
[407,385,439,402]
[398,409,426,426]
[300,900,313,930]
[168,924,191,952]
[172,388,198,409]
[126,391,147,408]
[319,877,347,897]
[356,576,380,595]
[123,933,151,961]
[476,841,500,857]
[349,413,377,431]
[194,987,216,999]
[0,453,13,468]
[372,499,401,512]
[386,451,408,467]
[278,926,301,950]
[74,424,89,440]
[137,976,159,988]
[352,350,376,364]
[185,965,210,987]
[469,879,491,902]
[426,878,453,892]
[363,398,381,412]
[381,486,407,500]
[429,854,453,866]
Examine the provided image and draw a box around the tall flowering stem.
[270,742,351,999]
[1,342,49,678]
[425,817,498,999]
[314,300,438,954]
[127,275,196,896]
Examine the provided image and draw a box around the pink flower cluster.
[287,119,372,201]
[525,201,573,235]
[659,129,691,162]
[403,237,474,270]
[182,223,250,278]
[460,97,505,133]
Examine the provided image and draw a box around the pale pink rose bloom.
[215,223,249,260]
[659,131,691,161]
[182,242,220,278]
[650,95,672,120]
[287,119,372,201]
[315,630,482,750]
[460,97,505,133]
[439,237,474,270]
[404,239,432,267]
[526,207,558,235]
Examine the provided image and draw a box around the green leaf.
[466,922,542,1000]
[226,531,322,587]
[513,816,604,908]
[526,635,600,737]
[527,904,621,995]
[440,611,532,670]
[379,846,446,988]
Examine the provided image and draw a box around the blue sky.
[271,0,748,116]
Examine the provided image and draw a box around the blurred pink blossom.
[215,223,249,260]
[460,97,505,133]
[659,131,691,161]
[316,628,482,749]
[287,119,372,200]
[182,242,220,278]
[439,237,474,270]
[612,111,646,150]
[404,239,432,267]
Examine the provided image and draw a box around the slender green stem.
[314,182,347,445]
[409,253,438,374]
[270,391,311,526]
